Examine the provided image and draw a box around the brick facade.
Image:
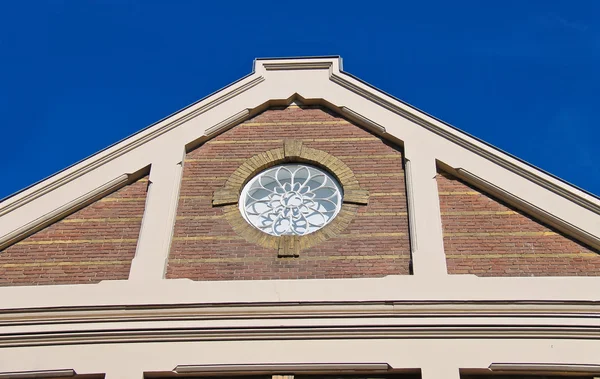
[167,105,411,280]
[0,176,149,286]
[437,171,600,276]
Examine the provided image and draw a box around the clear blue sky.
[1,1,598,199]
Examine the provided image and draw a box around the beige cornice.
[1,301,600,348]
[329,71,600,214]
[2,323,600,348]
[0,76,264,216]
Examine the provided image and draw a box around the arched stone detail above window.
[212,139,369,257]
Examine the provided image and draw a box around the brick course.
[437,171,600,276]
[168,106,411,280]
[0,176,149,286]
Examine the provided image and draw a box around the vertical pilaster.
[128,149,184,281]
[404,146,447,276]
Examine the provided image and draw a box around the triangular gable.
[0,56,598,283]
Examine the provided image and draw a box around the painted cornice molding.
[1,301,600,348]
[2,56,597,220]
[0,75,264,215]
[328,70,600,214]
[1,56,597,223]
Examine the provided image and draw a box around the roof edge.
[1,55,598,215]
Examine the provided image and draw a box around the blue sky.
[0,1,599,199]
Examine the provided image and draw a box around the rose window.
[239,164,343,236]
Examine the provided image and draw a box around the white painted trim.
[340,107,386,134]
[328,68,599,212]
[2,300,600,348]
[0,75,264,216]
[403,149,447,276]
[129,150,184,281]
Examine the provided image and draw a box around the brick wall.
[0,176,149,286]
[168,105,411,280]
[437,171,600,276]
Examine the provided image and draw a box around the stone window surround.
[212,139,369,257]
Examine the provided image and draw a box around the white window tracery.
[239,164,343,236]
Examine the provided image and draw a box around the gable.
[168,105,411,280]
[0,57,597,287]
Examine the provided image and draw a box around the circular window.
[239,164,343,236]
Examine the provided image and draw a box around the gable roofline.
[340,68,599,202]
[0,56,598,215]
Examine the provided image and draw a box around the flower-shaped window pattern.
[239,164,343,236]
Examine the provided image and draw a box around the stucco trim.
[328,69,600,213]
[0,76,265,216]
[3,300,600,348]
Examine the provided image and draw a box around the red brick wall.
[437,171,600,276]
[0,176,148,286]
[168,106,411,280]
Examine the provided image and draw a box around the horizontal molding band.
[2,326,600,348]
[2,302,600,328]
